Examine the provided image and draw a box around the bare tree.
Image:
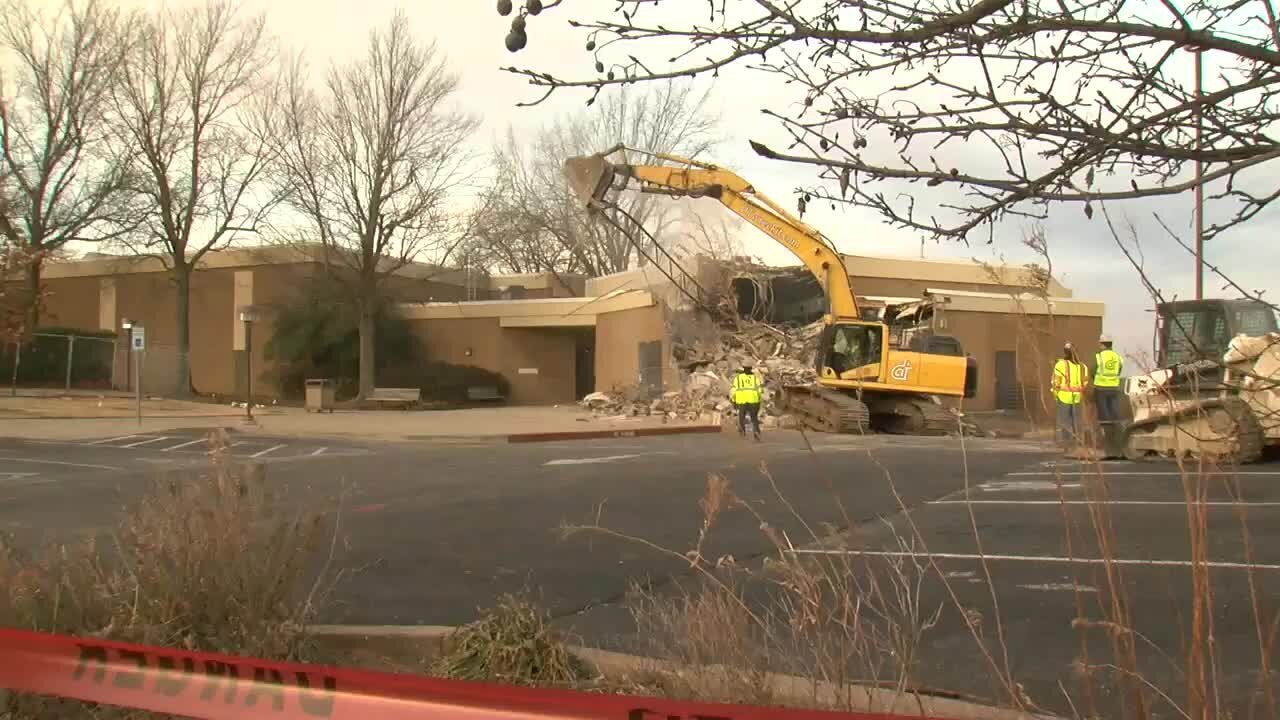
[108,0,279,398]
[493,1,1280,244]
[467,80,720,277]
[276,11,479,399]
[0,0,137,329]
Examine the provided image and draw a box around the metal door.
[994,350,1021,410]
[638,340,663,397]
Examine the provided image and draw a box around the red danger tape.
[0,627,940,720]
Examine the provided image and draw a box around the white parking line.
[931,500,1280,507]
[161,438,208,452]
[87,435,141,445]
[788,548,1280,570]
[250,444,287,458]
[545,454,643,466]
[119,436,171,448]
[310,447,327,456]
[0,457,122,471]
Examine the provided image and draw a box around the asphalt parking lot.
[773,456,1280,716]
[0,427,1275,716]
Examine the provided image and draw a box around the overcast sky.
[95,0,1280,368]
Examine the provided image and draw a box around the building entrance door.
[638,340,663,397]
[995,350,1022,411]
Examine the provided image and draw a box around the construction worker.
[1051,342,1088,449]
[1092,334,1124,423]
[731,363,763,441]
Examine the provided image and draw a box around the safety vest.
[731,372,762,404]
[1052,359,1086,405]
[1094,349,1123,388]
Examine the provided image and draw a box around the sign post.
[131,325,145,426]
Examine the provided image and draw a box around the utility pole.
[239,306,258,425]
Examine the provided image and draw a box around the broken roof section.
[584,252,1098,322]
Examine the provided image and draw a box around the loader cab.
[1157,299,1279,367]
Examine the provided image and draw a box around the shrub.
[264,280,418,400]
[378,362,512,404]
[0,326,117,388]
[432,593,589,687]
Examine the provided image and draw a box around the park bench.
[465,385,506,403]
[368,387,421,410]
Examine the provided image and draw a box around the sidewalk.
[0,394,279,420]
[0,401,720,443]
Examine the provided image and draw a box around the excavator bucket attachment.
[563,154,616,211]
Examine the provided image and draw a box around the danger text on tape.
[0,626,948,720]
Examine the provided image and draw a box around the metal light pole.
[121,318,132,392]
[239,306,258,425]
[1189,45,1205,299]
[124,319,144,427]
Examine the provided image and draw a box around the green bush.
[264,281,418,400]
[378,362,511,403]
[0,326,117,388]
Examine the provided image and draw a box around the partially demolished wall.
[580,258,824,426]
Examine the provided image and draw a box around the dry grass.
[561,464,979,715]
[0,429,342,719]
[555,422,1280,720]
[431,593,591,688]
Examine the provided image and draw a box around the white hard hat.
[1099,334,1113,343]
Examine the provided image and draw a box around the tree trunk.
[23,258,41,334]
[174,264,193,398]
[357,304,376,399]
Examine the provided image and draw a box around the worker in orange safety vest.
[1051,342,1089,449]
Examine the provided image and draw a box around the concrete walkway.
[0,402,717,443]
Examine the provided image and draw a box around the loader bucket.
[563,154,616,211]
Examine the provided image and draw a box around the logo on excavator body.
[890,360,912,382]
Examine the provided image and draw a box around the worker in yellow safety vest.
[1051,343,1089,449]
[731,364,763,441]
[1092,334,1125,424]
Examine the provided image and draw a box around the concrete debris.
[580,318,824,423]
[946,407,987,438]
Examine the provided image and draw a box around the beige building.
[31,247,1102,417]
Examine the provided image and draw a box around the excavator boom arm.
[564,154,860,319]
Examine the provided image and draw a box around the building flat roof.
[843,254,1072,296]
[397,289,656,325]
[41,244,573,291]
[926,287,1104,318]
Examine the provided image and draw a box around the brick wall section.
[944,310,1102,417]
[405,317,578,405]
[593,303,671,393]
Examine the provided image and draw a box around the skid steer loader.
[1123,298,1280,463]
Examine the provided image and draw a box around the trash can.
[305,379,335,413]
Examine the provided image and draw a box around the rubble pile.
[580,318,824,425]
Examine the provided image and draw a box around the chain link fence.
[2,329,119,393]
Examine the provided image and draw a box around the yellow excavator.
[563,147,979,435]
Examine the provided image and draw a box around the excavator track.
[1123,395,1265,465]
[777,385,871,434]
[865,394,955,436]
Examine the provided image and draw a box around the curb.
[506,425,723,443]
[4,413,285,421]
[308,624,1058,720]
